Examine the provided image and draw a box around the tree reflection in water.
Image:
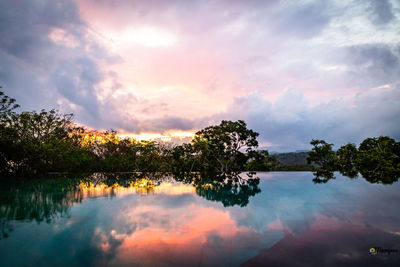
[312,168,399,184]
[0,173,168,239]
[0,177,83,239]
[3,166,398,240]
[175,171,261,207]
[312,169,336,184]
[0,171,261,239]
[358,168,400,184]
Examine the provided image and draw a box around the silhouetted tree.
[171,143,198,175]
[0,89,20,173]
[0,89,19,120]
[4,109,95,174]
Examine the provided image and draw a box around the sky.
[0,0,399,151]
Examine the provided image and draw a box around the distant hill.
[274,152,310,166]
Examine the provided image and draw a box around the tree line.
[1,89,399,183]
[0,90,271,176]
[307,138,400,184]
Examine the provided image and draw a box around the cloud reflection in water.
[0,172,399,266]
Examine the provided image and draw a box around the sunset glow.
[118,130,195,142]
[77,179,195,198]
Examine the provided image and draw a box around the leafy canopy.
[192,120,259,173]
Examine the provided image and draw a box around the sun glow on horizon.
[118,130,195,142]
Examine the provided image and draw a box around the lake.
[0,172,399,266]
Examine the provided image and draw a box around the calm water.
[0,172,399,267]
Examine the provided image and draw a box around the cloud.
[343,43,400,87]
[367,0,395,25]
[0,0,121,127]
[53,57,103,118]
[269,1,334,39]
[0,0,399,150]
[220,84,400,151]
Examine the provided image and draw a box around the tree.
[356,136,400,184]
[307,139,337,169]
[0,89,20,173]
[171,143,198,175]
[1,107,95,175]
[245,150,281,171]
[191,120,259,173]
[307,139,337,180]
[336,143,358,178]
[0,89,19,121]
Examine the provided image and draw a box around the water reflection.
[242,222,400,267]
[358,168,400,184]
[312,169,336,184]
[0,172,399,266]
[312,168,399,184]
[0,173,164,239]
[0,177,82,239]
[176,172,261,207]
[0,172,260,239]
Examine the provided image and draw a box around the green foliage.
[91,131,137,171]
[307,139,337,178]
[191,120,259,173]
[0,108,95,175]
[336,143,358,178]
[356,136,400,184]
[308,137,400,184]
[171,143,198,175]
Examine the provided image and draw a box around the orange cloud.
[105,205,258,266]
